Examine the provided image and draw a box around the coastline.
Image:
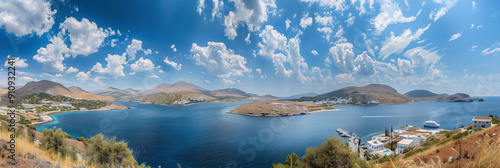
[32,104,130,125]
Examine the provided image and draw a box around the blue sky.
[1,0,500,97]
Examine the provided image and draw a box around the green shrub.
[84,134,138,167]
[301,136,371,168]
[421,138,441,148]
[40,127,77,160]
[26,124,36,130]
[403,146,414,154]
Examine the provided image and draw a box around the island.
[228,101,335,117]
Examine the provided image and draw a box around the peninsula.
[229,101,335,117]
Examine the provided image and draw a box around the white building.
[396,139,418,154]
[399,132,427,145]
[472,116,492,129]
[367,140,385,152]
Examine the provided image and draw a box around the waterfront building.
[472,116,492,129]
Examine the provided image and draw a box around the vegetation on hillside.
[1,92,110,110]
[272,136,372,168]
[139,92,215,105]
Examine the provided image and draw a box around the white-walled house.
[396,139,418,154]
[473,116,492,129]
[367,140,385,152]
[399,132,428,145]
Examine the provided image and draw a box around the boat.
[423,120,440,128]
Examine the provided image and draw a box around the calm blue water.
[37,97,500,167]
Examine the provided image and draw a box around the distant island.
[232,84,484,117]
[229,101,335,117]
[298,84,483,105]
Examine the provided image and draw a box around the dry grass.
[0,127,89,168]
[464,135,500,168]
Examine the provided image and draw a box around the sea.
[37,97,500,168]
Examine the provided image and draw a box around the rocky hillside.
[15,80,115,101]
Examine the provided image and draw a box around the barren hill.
[16,80,115,101]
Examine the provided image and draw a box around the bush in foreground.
[273,136,371,168]
[40,127,77,160]
[84,134,138,167]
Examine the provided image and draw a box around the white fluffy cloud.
[131,57,155,71]
[449,32,461,41]
[429,0,457,22]
[126,39,143,60]
[379,24,430,60]
[0,0,56,37]
[4,56,28,68]
[315,13,334,41]
[223,0,276,39]
[164,57,182,70]
[60,17,110,57]
[371,0,416,34]
[346,13,355,27]
[300,0,347,12]
[300,14,313,29]
[257,25,314,83]
[190,42,251,78]
[245,33,251,44]
[110,39,119,47]
[91,53,127,77]
[311,50,318,55]
[66,67,79,73]
[76,71,91,82]
[33,34,69,72]
[328,43,377,76]
[170,45,177,52]
[397,58,414,76]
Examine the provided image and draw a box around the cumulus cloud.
[223,0,276,39]
[190,42,251,78]
[126,39,143,60]
[311,50,318,55]
[429,0,457,22]
[300,13,313,29]
[55,74,62,77]
[315,13,334,41]
[66,67,79,73]
[449,32,461,41]
[0,0,56,37]
[328,43,378,76]
[131,57,155,71]
[76,71,90,82]
[110,39,119,47]
[379,24,430,60]
[164,57,182,70]
[300,0,347,12]
[205,80,210,83]
[346,13,355,27]
[60,17,110,57]
[91,53,127,77]
[143,49,152,55]
[256,68,262,74]
[257,25,314,83]
[4,56,28,68]
[33,34,69,72]
[196,0,205,15]
[170,45,177,52]
[371,0,416,34]
[397,58,414,75]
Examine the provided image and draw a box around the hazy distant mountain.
[140,83,172,96]
[15,80,115,101]
[299,84,410,105]
[68,86,89,93]
[290,92,319,98]
[205,88,251,98]
[404,90,438,98]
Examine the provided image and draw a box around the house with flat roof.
[399,132,428,145]
[367,140,385,152]
[472,116,492,129]
[396,139,418,154]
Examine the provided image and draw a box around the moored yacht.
[423,120,440,128]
